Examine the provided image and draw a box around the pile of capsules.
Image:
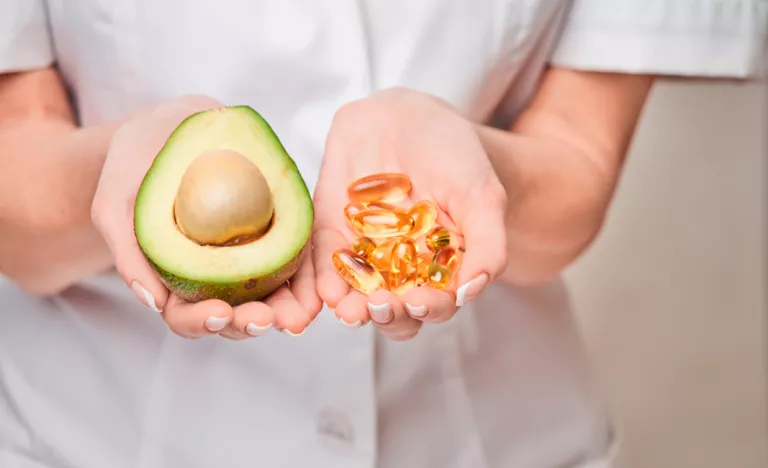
[332,173,464,296]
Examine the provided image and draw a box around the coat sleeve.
[551,0,768,78]
[0,0,54,73]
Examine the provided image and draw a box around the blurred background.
[564,79,767,467]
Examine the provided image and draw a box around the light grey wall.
[565,80,767,468]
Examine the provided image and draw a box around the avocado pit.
[173,149,275,246]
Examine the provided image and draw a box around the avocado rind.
[147,246,306,306]
[133,105,313,305]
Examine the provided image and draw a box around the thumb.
[449,175,508,307]
[311,170,354,310]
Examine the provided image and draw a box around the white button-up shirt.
[0,1,765,467]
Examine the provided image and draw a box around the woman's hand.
[91,95,322,340]
[312,88,509,341]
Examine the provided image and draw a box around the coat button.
[316,408,355,446]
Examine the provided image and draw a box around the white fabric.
[551,0,768,78]
[3,0,762,467]
[0,0,53,72]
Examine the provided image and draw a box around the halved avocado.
[134,106,313,306]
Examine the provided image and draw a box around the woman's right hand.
[90,95,322,340]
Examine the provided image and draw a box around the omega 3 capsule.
[351,236,376,259]
[427,246,463,290]
[332,248,387,295]
[416,252,434,285]
[407,200,438,238]
[344,203,366,223]
[424,225,463,252]
[369,237,399,271]
[347,173,412,204]
[350,209,415,239]
[388,238,418,293]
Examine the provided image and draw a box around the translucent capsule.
[416,252,434,286]
[350,209,415,239]
[351,236,376,259]
[364,200,405,213]
[345,201,403,225]
[347,173,412,204]
[427,246,463,290]
[344,203,366,223]
[424,225,463,252]
[368,237,399,271]
[407,200,438,238]
[332,248,387,295]
[389,238,418,293]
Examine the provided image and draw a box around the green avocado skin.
[144,246,306,306]
[134,105,314,307]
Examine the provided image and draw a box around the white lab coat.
[0,1,765,467]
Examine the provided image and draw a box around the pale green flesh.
[134,106,313,283]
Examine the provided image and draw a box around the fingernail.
[339,317,363,329]
[405,303,428,318]
[368,302,392,324]
[131,281,161,313]
[246,322,271,337]
[282,328,305,337]
[205,316,230,332]
[456,273,489,307]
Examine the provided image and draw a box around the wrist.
[475,124,614,286]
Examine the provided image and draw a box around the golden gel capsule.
[344,203,366,223]
[364,200,405,213]
[407,200,438,238]
[351,236,376,259]
[427,246,463,290]
[347,173,412,203]
[369,237,399,271]
[424,225,463,252]
[332,248,387,295]
[350,209,415,239]
[416,252,433,285]
[389,238,418,293]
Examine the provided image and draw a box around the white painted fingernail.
[368,302,392,324]
[246,322,271,337]
[340,317,362,329]
[456,273,489,307]
[205,316,230,332]
[282,328,305,337]
[405,303,428,318]
[131,281,161,313]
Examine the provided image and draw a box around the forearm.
[0,69,118,293]
[479,68,654,286]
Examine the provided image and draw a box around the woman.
[1,1,764,467]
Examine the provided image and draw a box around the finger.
[401,286,457,324]
[290,247,323,318]
[161,295,234,339]
[311,142,358,309]
[231,300,275,338]
[312,227,351,309]
[452,175,508,307]
[92,196,170,314]
[266,286,314,336]
[366,289,422,341]
[334,291,370,329]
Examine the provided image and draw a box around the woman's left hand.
[313,88,509,341]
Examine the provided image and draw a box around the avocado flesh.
[134,106,313,306]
